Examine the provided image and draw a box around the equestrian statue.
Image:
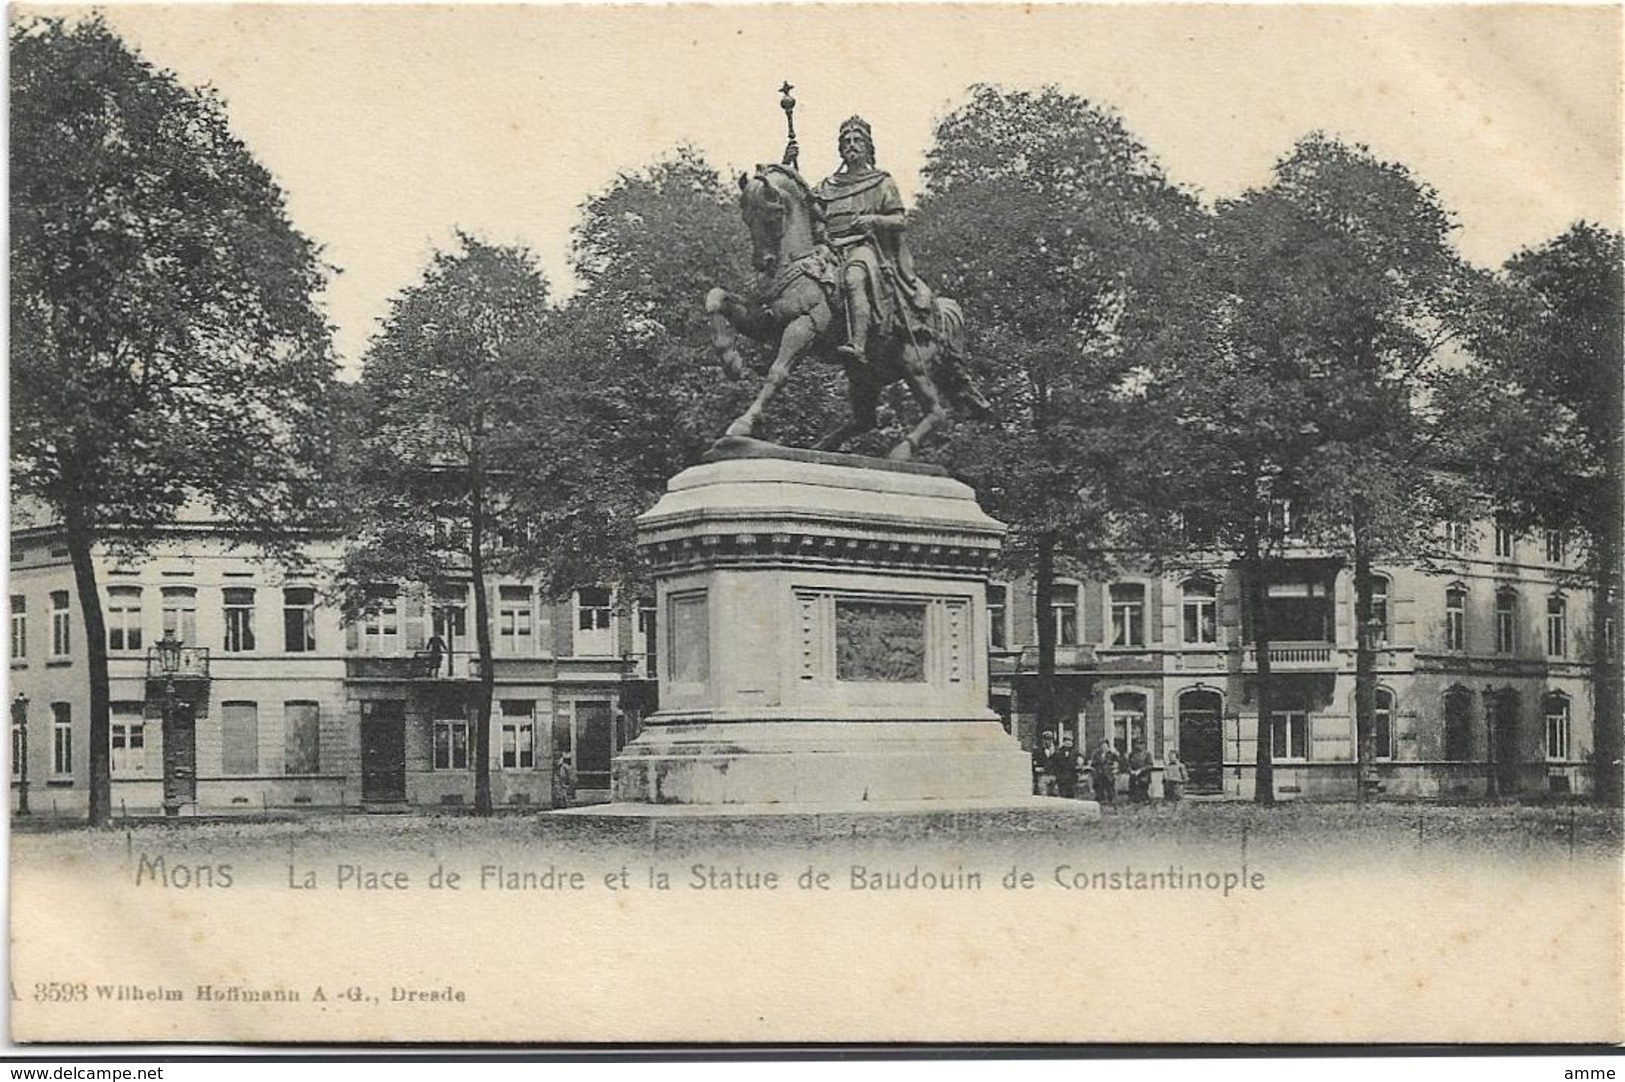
[706,85,990,461]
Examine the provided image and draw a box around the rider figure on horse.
[786,116,934,367]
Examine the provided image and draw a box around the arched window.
[1543,694,1571,761]
[1495,589,1517,654]
[1373,688,1396,760]
[1442,687,1473,761]
[1444,584,1466,651]
[1357,576,1390,646]
[1546,595,1567,657]
[1181,578,1218,645]
[1109,691,1148,754]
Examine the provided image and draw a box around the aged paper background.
[8,2,1623,1045]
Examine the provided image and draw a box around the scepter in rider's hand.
[780,81,798,168]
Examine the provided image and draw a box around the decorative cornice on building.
[639,528,1000,576]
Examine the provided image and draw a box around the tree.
[1250,135,1479,804]
[340,235,557,817]
[10,15,337,825]
[910,85,1198,740]
[1438,223,1624,805]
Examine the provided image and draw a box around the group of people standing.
[1032,732,1189,806]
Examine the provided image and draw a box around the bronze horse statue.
[705,163,988,461]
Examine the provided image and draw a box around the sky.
[50,3,1625,377]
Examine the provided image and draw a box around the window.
[106,586,143,652]
[636,598,657,678]
[1495,591,1517,654]
[1373,689,1395,760]
[497,586,533,656]
[1268,499,1295,540]
[1494,523,1516,559]
[221,701,259,775]
[500,700,535,769]
[50,591,70,657]
[1444,586,1466,651]
[986,584,1008,650]
[432,719,469,770]
[1182,579,1218,645]
[1051,585,1079,647]
[222,588,256,652]
[1109,691,1148,755]
[1443,688,1474,761]
[10,595,25,661]
[1109,584,1144,647]
[1270,710,1308,761]
[161,586,198,645]
[1366,578,1390,646]
[574,587,614,656]
[1445,522,1468,553]
[1544,696,1571,761]
[51,702,72,776]
[363,589,400,653]
[283,588,316,653]
[283,701,320,775]
[1546,595,1567,657]
[110,703,146,777]
[1545,530,1566,565]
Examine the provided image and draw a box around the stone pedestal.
[612,439,1033,804]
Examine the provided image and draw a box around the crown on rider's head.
[839,115,873,140]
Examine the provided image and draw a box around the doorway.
[574,700,613,792]
[1178,690,1225,794]
[1492,692,1521,796]
[361,701,407,803]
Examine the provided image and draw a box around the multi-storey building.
[8,510,655,818]
[990,519,1608,800]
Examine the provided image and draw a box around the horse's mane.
[755,162,817,206]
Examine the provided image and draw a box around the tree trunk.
[1034,534,1057,743]
[1352,499,1376,808]
[1244,552,1275,805]
[64,516,112,827]
[469,484,495,818]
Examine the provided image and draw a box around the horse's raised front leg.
[707,287,753,380]
[726,314,818,439]
[889,343,949,461]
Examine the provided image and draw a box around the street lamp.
[156,632,183,817]
[1483,684,1498,800]
[11,692,29,817]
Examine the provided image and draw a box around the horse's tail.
[930,297,993,421]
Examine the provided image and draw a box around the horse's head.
[738,164,815,274]
[738,168,786,272]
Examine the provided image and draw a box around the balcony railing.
[1242,642,1335,670]
[145,645,210,681]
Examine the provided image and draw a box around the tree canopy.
[10,14,338,825]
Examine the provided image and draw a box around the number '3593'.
[35,982,88,1002]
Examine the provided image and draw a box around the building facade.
[8,521,655,818]
[991,520,1608,800]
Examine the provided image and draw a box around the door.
[361,702,407,803]
[161,703,197,809]
[1493,694,1521,796]
[575,701,613,792]
[1178,691,1224,794]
